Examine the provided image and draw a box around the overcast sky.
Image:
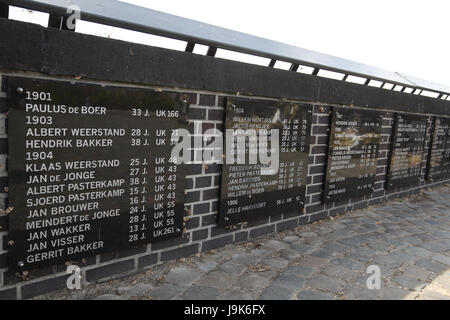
[9,0,450,88]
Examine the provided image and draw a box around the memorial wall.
[1,18,450,299]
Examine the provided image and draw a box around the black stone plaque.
[426,117,450,181]
[324,107,382,204]
[6,77,189,270]
[387,113,428,189]
[219,97,312,227]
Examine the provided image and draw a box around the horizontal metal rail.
[1,0,449,98]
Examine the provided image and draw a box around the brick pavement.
[34,186,450,300]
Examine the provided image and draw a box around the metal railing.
[1,0,449,100]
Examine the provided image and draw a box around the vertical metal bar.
[437,93,443,99]
[312,68,320,76]
[48,13,63,29]
[342,74,348,81]
[0,4,8,18]
[364,78,371,85]
[400,87,406,92]
[268,59,276,68]
[289,63,299,72]
[206,46,217,57]
[185,42,195,53]
[381,82,386,88]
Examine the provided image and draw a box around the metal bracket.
[206,46,217,57]
[48,13,74,31]
[185,41,195,53]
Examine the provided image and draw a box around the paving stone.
[347,247,376,263]
[406,247,434,259]
[117,283,153,297]
[144,263,171,281]
[93,294,126,300]
[398,235,423,246]
[270,275,305,291]
[259,285,295,300]
[303,236,326,246]
[219,289,256,300]
[331,257,365,271]
[255,270,279,281]
[366,242,392,253]
[432,253,450,266]
[381,287,411,300]
[388,251,418,264]
[164,266,203,287]
[279,249,304,261]
[237,273,272,292]
[219,261,247,275]
[392,275,428,291]
[428,230,450,239]
[321,264,356,280]
[373,254,410,268]
[282,265,314,278]
[310,247,343,260]
[296,255,329,268]
[325,229,358,241]
[341,285,381,300]
[401,265,432,281]
[195,259,218,272]
[262,257,290,271]
[385,238,411,249]
[338,236,369,247]
[419,241,450,253]
[305,275,346,293]
[415,259,448,274]
[251,248,272,257]
[263,240,290,251]
[321,242,353,254]
[195,270,236,290]
[148,283,181,300]
[289,244,318,255]
[179,286,220,300]
[283,236,301,243]
[416,233,438,243]
[297,290,335,300]
[297,232,318,238]
[231,253,262,266]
